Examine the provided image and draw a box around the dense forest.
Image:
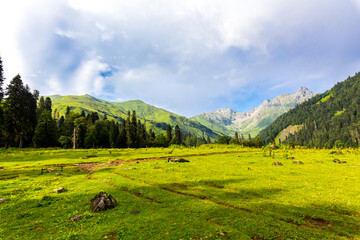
[258,72,360,148]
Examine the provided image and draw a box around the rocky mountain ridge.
[191,87,317,136]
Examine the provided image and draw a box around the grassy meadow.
[0,146,359,239]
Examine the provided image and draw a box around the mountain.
[191,87,317,137]
[258,72,360,148]
[49,94,219,139]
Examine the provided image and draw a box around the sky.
[1,0,360,117]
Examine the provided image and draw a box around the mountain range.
[49,87,316,139]
[191,87,316,137]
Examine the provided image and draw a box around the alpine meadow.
[1,1,360,240]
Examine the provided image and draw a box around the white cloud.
[0,0,359,115]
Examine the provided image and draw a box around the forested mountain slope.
[49,95,218,139]
[258,73,360,148]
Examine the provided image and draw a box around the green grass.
[317,93,333,104]
[1,146,360,239]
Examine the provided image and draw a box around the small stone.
[272,161,283,166]
[131,210,140,214]
[55,173,61,176]
[48,169,54,173]
[53,187,65,193]
[293,160,304,164]
[69,214,82,222]
[0,198,6,203]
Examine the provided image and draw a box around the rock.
[55,173,61,176]
[333,159,347,164]
[89,191,117,213]
[293,160,304,164]
[131,210,140,214]
[53,187,65,193]
[330,150,344,155]
[168,158,190,163]
[0,198,6,203]
[48,168,54,173]
[69,214,82,222]
[272,161,283,166]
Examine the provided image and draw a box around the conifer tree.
[4,75,37,147]
[44,97,52,112]
[33,110,58,147]
[166,124,172,143]
[37,96,45,119]
[170,124,182,145]
[0,56,5,145]
[0,56,4,101]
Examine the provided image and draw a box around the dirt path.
[77,150,248,172]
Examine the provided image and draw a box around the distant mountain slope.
[258,72,360,148]
[191,87,316,137]
[49,95,219,139]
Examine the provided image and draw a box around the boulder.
[89,191,117,213]
[272,161,283,166]
[53,187,65,193]
[167,158,190,163]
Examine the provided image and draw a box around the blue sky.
[1,0,360,117]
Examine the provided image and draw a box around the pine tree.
[44,97,52,112]
[0,55,4,101]
[234,132,239,141]
[170,124,182,145]
[33,110,58,147]
[0,56,5,145]
[3,75,37,148]
[207,135,211,144]
[166,125,172,144]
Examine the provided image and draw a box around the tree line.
[216,132,264,148]
[0,56,217,149]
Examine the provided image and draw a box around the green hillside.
[258,72,360,148]
[49,95,219,139]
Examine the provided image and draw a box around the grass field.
[0,146,359,239]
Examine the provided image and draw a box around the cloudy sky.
[1,0,360,116]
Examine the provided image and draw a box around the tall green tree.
[170,124,182,145]
[0,55,4,101]
[44,97,52,112]
[33,110,58,147]
[3,75,37,148]
[0,56,5,145]
[166,124,172,144]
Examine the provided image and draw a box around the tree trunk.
[73,127,76,149]
[19,135,23,148]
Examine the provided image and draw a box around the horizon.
[1,0,360,116]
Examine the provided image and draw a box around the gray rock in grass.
[89,191,117,213]
[272,161,283,166]
[69,214,82,222]
[53,187,65,193]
